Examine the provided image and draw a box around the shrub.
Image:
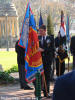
[0,71,14,84]
[7,65,18,74]
[47,14,54,35]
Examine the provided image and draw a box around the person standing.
[55,34,66,76]
[15,40,32,90]
[38,25,53,98]
[70,36,75,70]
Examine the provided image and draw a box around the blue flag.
[66,15,70,42]
[18,3,30,48]
[39,12,43,28]
[24,3,44,83]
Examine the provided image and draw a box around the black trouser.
[33,56,51,96]
[18,64,27,88]
[42,57,51,95]
[56,58,65,76]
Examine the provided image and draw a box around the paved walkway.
[0,69,72,100]
[0,82,54,100]
[0,72,54,100]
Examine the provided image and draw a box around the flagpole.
[59,61,61,76]
[66,15,70,72]
[42,72,48,97]
[68,15,70,72]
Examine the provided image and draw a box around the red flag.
[60,11,66,37]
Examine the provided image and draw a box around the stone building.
[0,3,19,48]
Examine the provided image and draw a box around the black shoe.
[44,93,51,98]
[47,93,51,98]
[44,93,47,97]
[24,87,33,90]
[23,84,33,90]
[21,84,33,90]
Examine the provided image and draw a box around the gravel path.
[0,82,54,100]
[0,69,71,100]
[0,72,54,100]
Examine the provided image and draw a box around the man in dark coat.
[70,36,75,70]
[53,71,75,100]
[38,25,54,98]
[15,40,32,90]
[55,36,66,76]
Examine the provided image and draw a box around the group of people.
[55,31,68,76]
[15,24,54,98]
[53,35,75,100]
[15,23,75,99]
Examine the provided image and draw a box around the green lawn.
[0,51,17,71]
[0,51,73,71]
[65,55,73,64]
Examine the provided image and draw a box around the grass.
[0,51,73,72]
[0,51,17,71]
[65,55,73,64]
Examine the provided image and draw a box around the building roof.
[0,3,18,17]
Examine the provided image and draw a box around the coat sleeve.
[15,41,18,53]
[52,78,67,100]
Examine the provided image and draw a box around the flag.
[66,15,70,55]
[66,15,70,42]
[60,11,66,37]
[18,3,30,48]
[39,11,43,28]
[24,3,44,83]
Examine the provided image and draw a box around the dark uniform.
[60,36,66,45]
[15,40,32,89]
[39,35,54,96]
[55,37,67,76]
[53,71,75,100]
[70,36,75,70]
